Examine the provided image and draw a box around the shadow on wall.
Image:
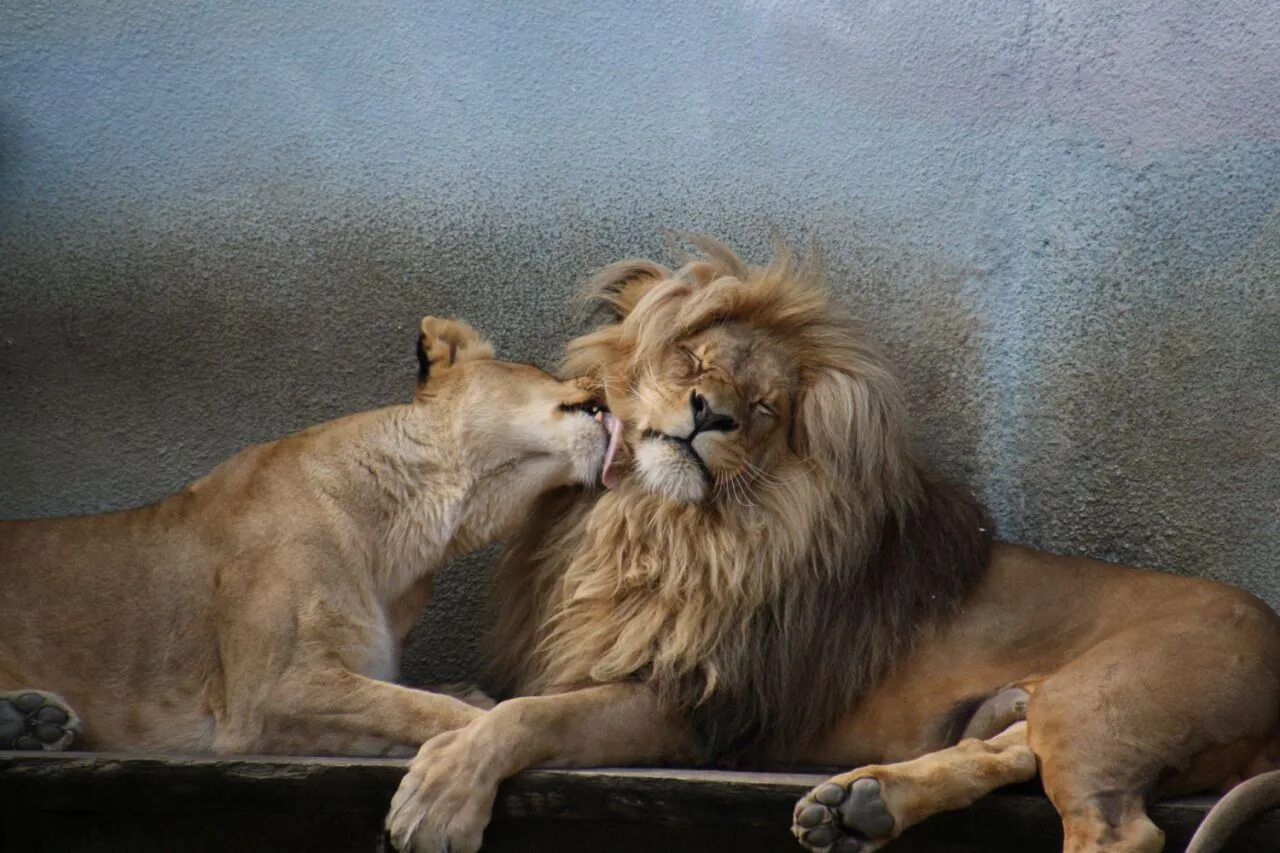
[820,243,990,490]
[0,212,996,516]
[0,218,602,516]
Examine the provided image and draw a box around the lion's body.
[0,317,614,755]
[805,543,1280,773]
[491,497,1280,773]
[386,243,1280,853]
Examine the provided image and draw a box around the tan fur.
[0,317,613,756]
[386,242,1280,853]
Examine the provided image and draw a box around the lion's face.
[618,321,799,503]
[561,241,915,511]
[561,246,883,507]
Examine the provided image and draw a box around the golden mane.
[486,239,991,759]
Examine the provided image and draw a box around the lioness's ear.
[416,316,494,385]
[584,259,673,321]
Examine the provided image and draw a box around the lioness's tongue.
[601,412,623,490]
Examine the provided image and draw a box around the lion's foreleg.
[793,721,1037,852]
[385,682,696,853]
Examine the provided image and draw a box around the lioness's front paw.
[0,690,82,751]
[792,776,895,852]
[385,729,497,853]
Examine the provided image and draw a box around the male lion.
[0,317,621,756]
[385,242,1280,853]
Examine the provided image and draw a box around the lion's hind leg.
[792,720,1037,852]
[1029,598,1280,853]
[0,690,83,751]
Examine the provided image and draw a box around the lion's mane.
[486,240,991,760]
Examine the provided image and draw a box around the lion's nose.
[690,391,738,434]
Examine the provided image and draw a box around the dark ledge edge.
[2,752,1279,851]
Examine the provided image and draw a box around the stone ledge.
[1,752,1277,852]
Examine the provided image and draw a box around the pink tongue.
[601,412,623,490]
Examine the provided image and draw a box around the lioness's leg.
[792,721,1036,852]
[250,670,485,756]
[385,683,695,853]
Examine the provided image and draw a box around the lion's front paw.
[792,776,895,852]
[385,729,497,853]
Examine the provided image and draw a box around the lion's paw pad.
[0,691,82,751]
[793,777,894,852]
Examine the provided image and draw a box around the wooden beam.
[1,752,1278,852]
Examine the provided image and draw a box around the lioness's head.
[562,237,913,507]
[414,316,619,489]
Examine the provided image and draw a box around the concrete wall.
[3,1,1277,686]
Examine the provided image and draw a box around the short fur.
[0,317,612,755]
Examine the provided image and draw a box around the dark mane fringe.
[680,467,991,761]
[483,486,588,700]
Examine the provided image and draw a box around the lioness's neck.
[303,400,551,604]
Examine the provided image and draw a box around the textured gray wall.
[2,1,1277,687]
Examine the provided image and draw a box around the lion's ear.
[584,259,673,320]
[416,316,494,386]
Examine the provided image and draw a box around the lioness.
[385,241,1280,853]
[0,316,622,756]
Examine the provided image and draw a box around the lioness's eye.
[753,401,776,418]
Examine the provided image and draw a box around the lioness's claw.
[793,776,894,853]
[0,690,82,751]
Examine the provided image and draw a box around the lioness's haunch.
[385,240,1280,853]
[0,316,622,755]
